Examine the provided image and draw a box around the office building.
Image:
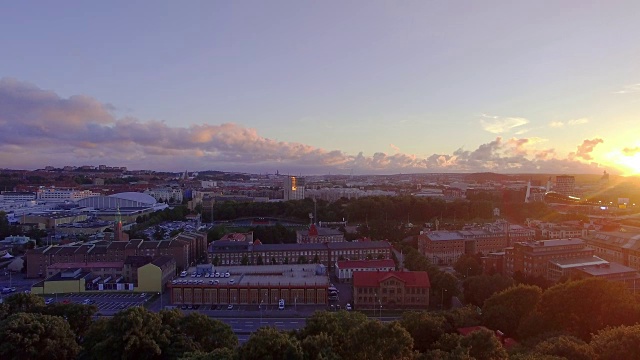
[284,176,305,200]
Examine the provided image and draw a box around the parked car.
[45,298,54,305]
[227,304,233,310]
[346,303,352,311]
[82,299,94,305]
[278,299,285,310]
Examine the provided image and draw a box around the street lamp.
[378,299,382,321]
[441,289,448,310]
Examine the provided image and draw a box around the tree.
[459,328,508,360]
[453,254,482,278]
[300,332,340,360]
[481,284,542,336]
[257,255,264,265]
[83,307,169,360]
[313,254,320,264]
[533,335,594,360]
[42,303,98,341]
[400,311,449,353]
[180,312,238,352]
[238,327,303,360]
[179,348,236,360]
[241,254,250,265]
[0,312,80,360]
[298,311,369,359]
[297,256,307,264]
[463,274,514,307]
[3,293,45,313]
[536,278,639,340]
[348,320,414,360]
[590,324,640,360]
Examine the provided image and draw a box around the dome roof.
[108,192,156,205]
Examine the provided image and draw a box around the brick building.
[353,270,430,310]
[334,259,396,283]
[504,239,594,278]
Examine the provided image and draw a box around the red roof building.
[335,259,396,283]
[353,270,430,310]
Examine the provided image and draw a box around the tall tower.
[114,206,125,241]
[284,176,305,201]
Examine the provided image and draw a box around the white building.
[334,259,396,283]
[0,192,36,202]
[36,188,101,202]
[144,187,184,203]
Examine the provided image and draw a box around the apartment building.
[353,270,430,310]
[208,239,393,269]
[504,239,594,278]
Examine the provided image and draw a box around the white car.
[346,303,352,311]
[278,299,285,310]
[45,298,54,305]
[227,304,233,310]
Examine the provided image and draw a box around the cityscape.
[2,2,640,360]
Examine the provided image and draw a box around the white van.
[278,299,285,310]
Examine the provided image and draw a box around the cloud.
[480,114,529,134]
[568,138,603,161]
[623,147,640,156]
[615,84,640,94]
[0,78,608,174]
[567,118,588,126]
[549,118,588,128]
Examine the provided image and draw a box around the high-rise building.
[284,176,305,200]
[554,175,575,196]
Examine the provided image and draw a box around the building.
[583,230,640,270]
[144,187,184,203]
[547,256,609,283]
[208,239,393,269]
[36,188,101,202]
[554,175,576,196]
[0,191,36,202]
[296,224,345,244]
[137,256,177,292]
[504,239,594,278]
[21,212,88,230]
[284,176,305,201]
[25,231,206,278]
[570,262,640,289]
[353,270,430,310]
[167,264,329,306]
[334,259,396,283]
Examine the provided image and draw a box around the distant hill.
[464,172,512,183]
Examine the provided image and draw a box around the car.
[278,299,285,310]
[229,279,235,285]
[1,287,15,294]
[193,304,200,310]
[45,298,54,305]
[204,273,210,278]
[23,290,31,294]
[187,304,193,309]
[140,293,147,298]
[82,299,94,305]
[227,304,233,310]
[181,304,188,310]
[180,271,187,277]
[346,303,352,311]
[62,299,71,304]
[336,304,341,310]
[213,280,219,285]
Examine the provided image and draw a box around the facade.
[504,239,594,278]
[137,256,176,292]
[0,191,36,202]
[36,188,101,202]
[284,176,305,201]
[21,212,88,229]
[334,259,396,283]
[31,269,92,295]
[25,231,206,278]
[208,239,393,269]
[570,262,640,288]
[168,264,329,306]
[554,175,576,196]
[296,224,345,244]
[547,256,608,283]
[353,271,430,310]
[584,231,640,271]
[144,187,184,203]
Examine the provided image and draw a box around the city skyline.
[2,2,640,175]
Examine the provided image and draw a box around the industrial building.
[167,264,329,306]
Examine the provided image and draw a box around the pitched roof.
[352,270,430,288]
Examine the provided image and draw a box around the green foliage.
[463,274,514,307]
[481,284,542,337]
[589,324,640,360]
[400,311,450,353]
[534,278,639,340]
[453,254,483,278]
[459,328,508,360]
[0,312,80,360]
[347,320,414,360]
[297,311,369,359]
[533,335,594,360]
[41,302,98,341]
[2,293,45,314]
[238,327,303,360]
[179,312,238,352]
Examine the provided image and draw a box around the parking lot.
[42,292,150,312]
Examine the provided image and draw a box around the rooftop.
[336,259,396,269]
[352,270,430,288]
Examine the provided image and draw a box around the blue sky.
[1,1,640,174]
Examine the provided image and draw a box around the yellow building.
[136,256,176,293]
[31,268,90,295]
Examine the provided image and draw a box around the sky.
[1,1,640,175]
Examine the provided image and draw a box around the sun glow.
[615,153,640,176]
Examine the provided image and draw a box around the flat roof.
[174,264,329,287]
[575,262,640,276]
[549,256,607,269]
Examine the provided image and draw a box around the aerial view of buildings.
[2,1,640,359]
